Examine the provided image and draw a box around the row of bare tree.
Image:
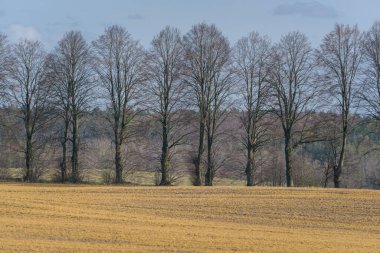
[0,22,379,187]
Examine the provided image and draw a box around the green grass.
[4,167,246,186]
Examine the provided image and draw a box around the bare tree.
[234,32,272,186]
[205,70,234,186]
[45,55,70,182]
[269,31,317,187]
[316,24,363,188]
[0,34,11,98]
[183,23,230,186]
[314,115,341,187]
[145,26,191,185]
[8,40,50,181]
[92,25,144,183]
[321,139,339,187]
[48,31,94,183]
[361,21,380,121]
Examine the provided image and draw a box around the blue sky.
[0,0,379,49]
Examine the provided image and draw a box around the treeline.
[0,22,379,188]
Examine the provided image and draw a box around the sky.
[0,0,379,49]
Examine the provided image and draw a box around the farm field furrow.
[0,184,379,252]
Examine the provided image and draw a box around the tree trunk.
[160,123,170,185]
[246,144,255,186]
[71,113,79,183]
[113,111,123,184]
[60,115,69,182]
[60,140,67,182]
[114,135,123,184]
[323,165,329,188]
[205,133,214,186]
[24,100,33,182]
[25,134,33,182]
[284,131,294,187]
[194,121,205,186]
[334,129,347,188]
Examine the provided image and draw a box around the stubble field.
[0,184,379,252]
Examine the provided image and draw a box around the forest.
[0,22,379,189]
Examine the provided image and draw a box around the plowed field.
[0,184,379,252]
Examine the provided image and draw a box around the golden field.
[0,184,379,252]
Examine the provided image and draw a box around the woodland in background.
[0,22,379,189]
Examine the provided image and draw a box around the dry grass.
[0,184,379,252]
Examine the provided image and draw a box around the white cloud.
[7,24,42,42]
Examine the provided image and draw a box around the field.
[0,184,379,252]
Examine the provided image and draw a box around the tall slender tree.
[234,32,272,186]
[204,68,233,186]
[269,31,316,187]
[183,23,230,186]
[145,26,189,185]
[92,25,144,183]
[316,24,363,188]
[48,31,94,182]
[9,40,50,181]
[45,54,70,182]
[361,21,380,121]
[0,34,11,95]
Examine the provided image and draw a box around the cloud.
[273,1,338,18]
[7,24,42,42]
[127,13,143,20]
